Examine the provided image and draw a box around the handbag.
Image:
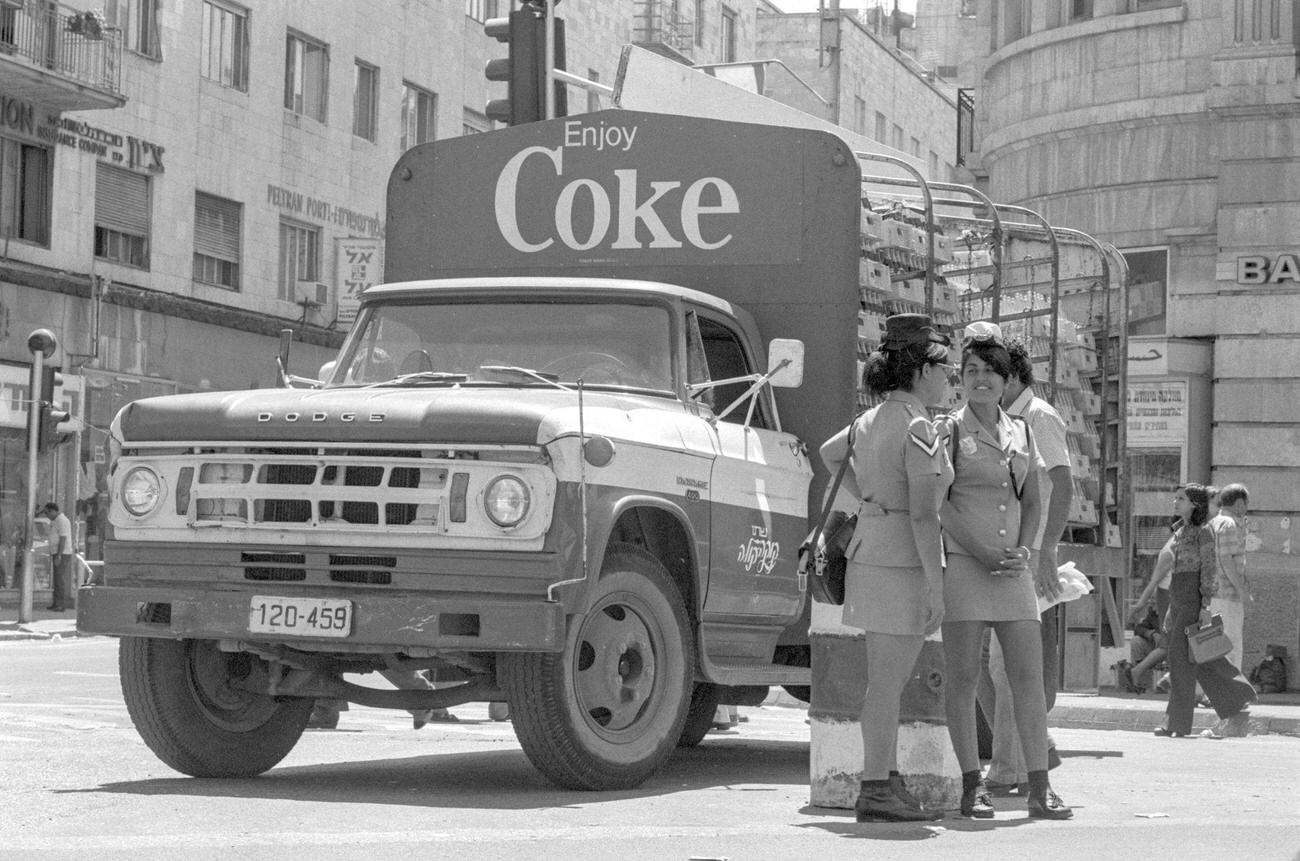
[800,421,859,606]
[1185,614,1232,664]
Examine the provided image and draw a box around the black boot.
[959,770,994,818]
[1026,769,1072,820]
[888,770,922,811]
[855,779,941,823]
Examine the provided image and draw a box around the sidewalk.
[7,600,1299,738]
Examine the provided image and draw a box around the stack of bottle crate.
[856,199,960,410]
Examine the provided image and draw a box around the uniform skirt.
[943,552,1039,623]
[843,560,930,636]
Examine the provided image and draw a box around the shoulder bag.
[801,421,859,606]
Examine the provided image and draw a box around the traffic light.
[35,366,68,452]
[484,4,566,126]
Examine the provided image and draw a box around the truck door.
[688,310,811,620]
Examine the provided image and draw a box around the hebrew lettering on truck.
[79,110,864,790]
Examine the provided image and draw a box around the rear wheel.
[501,543,694,790]
[119,628,311,778]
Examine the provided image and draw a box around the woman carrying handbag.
[1155,484,1256,738]
[817,313,955,823]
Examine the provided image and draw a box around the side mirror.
[767,339,804,388]
[318,360,337,383]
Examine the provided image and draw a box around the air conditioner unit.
[296,281,330,307]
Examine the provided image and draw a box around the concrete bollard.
[809,601,961,811]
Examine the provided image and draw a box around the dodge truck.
[78,110,865,790]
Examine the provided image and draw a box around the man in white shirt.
[1208,483,1252,669]
[979,340,1073,792]
[41,502,74,612]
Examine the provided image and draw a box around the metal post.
[544,0,555,120]
[20,329,58,624]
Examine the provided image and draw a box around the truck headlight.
[121,467,163,517]
[484,475,530,527]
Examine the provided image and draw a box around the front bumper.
[75,584,566,652]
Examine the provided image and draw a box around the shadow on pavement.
[60,737,812,810]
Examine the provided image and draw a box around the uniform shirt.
[1208,511,1247,601]
[818,391,952,568]
[941,404,1037,560]
[1004,386,1070,550]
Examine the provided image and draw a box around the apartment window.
[285,31,329,122]
[720,6,737,62]
[892,123,904,151]
[586,68,602,113]
[278,220,319,302]
[193,192,241,290]
[0,136,52,246]
[465,0,498,22]
[105,0,162,59]
[95,164,150,269]
[853,96,867,135]
[463,108,489,136]
[910,136,921,157]
[874,111,887,142]
[201,1,249,91]
[694,0,705,46]
[929,151,940,179]
[1069,0,1093,20]
[401,83,437,151]
[354,61,379,141]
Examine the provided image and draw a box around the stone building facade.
[963,0,1300,674]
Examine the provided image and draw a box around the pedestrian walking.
[938,321,1071,820]
[818,313,953,823]
[40,503,74,612]
[1208,483,1253,670]
[1154,484,1255,739]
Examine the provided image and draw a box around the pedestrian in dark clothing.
[1155,484,1255,738]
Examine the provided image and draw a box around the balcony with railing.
[632,0,695,63]
[0,1,126,112]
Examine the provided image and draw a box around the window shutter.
[194,192,240,260]
[95,164,149,235]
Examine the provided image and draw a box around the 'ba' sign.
[1237,254,1300,285]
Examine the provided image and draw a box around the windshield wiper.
[478,365,572,392]
[367,371,469,388]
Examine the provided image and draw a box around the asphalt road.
[3,636,1299,861]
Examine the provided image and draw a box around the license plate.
[248,596,352,638]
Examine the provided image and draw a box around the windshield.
[328,301,674,391]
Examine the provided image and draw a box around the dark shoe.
[1153,727,1187,738]
[960,781,995,818]
[46,605,67,612]
[1027,788,1073,820]
[855,785,942,823]
[888,773,922,811]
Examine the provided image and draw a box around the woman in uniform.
[940,321,1072,820]
[818,313,955,823]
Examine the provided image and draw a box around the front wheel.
[119,631,312,778]
[500,543,695,790]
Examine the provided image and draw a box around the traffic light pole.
[20,329,58,624]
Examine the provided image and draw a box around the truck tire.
[677,683,721,748]
[500,543,694,790]
[119,631,312,778]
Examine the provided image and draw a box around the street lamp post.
[20,329,58,624]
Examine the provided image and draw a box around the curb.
[0,625,97,643]
[1050,705,1300,739]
